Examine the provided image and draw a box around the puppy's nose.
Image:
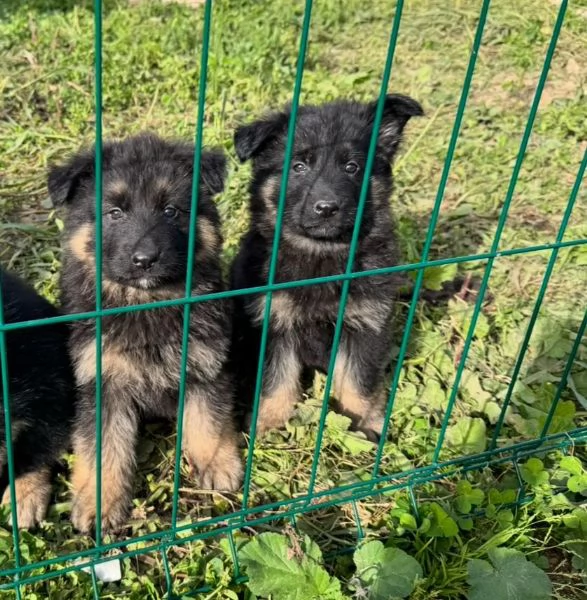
[314,200,339,218]
[132,250,159,270]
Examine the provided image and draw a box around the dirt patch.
[474,57,586,110]
[544,547,586,600]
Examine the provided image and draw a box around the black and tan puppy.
[48,133,242,533]
[231,95,423,440]
[0,268,75,528]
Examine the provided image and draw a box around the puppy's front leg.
[252,333,301,435]
[71,386,139,533]
[333,334,388,442]
[182,373,243,492]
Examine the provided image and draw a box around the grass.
[0,0,586,598]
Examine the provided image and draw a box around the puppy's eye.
[108,208,123,220]
[292,162,307,174]
[344,161,359,175]
[163,205,178,218]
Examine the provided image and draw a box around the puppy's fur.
[231,95,423,439]
[0,268,75,528]
[49,133,242,533]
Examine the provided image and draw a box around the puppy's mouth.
[301,223,349,241]
[131,276,161,290]
[114,274,164,290]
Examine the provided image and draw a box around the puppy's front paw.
[71,479,129,534]
[357,413,386,443]
[1,468,51,529]
[248,398,295,436]
[198,444,243,492]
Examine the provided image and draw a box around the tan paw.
[357,413,386,443]
[71,479,129,534]
[1,468,51,529]
[197,444,243,492]
[248,401,295,436]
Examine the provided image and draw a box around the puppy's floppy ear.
[48,149,95,205]
[234,111,288,162]
[369,94,423,159]
[200,150,227,196]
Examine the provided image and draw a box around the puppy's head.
[48,134,226,290]
[234,94,422,247]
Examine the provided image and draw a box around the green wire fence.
[0,0,586,596]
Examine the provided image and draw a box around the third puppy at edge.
[231,94,423,440]
[49,133,243,533]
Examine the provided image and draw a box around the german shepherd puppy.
[231,95,423,440]
[49,134,242,533]
[0,268,75,528]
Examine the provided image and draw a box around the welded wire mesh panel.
[0,0,585,596]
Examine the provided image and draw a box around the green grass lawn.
[0,0,586,598]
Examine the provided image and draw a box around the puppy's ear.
[234,112,288,162]
[200,150,227,196]
[48,149,95,205]
[369,94,423,159]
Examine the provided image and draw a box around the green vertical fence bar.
[541,309,587,438]
[93,0,105,545]
[241,0,313,511]
[0,279,23,597]
[371,0,491,480]
[490,148,587,449]
[433,0,568,463]
[170,0,213,534]
[306,0,405,498]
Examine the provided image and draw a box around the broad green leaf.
[455,481,485,514]
[461,371,492,407]
[467,547,552,600]
[399,513,418,531]
[422,262,458,291]
[421,378,446,410]
[559,456,583,476]
[458,517,474,531]
[568,474,587,495]
[495,509,514,529]
[326,412,374,455]
[482,401,502,424]
[453,304,490,340]
[520,458,549,487]
[354,541,422,600]
[239,533,341,600]
[446,417,487,455]
[488,488,517,505]
[425,503,459,538]
[520,384,576,434]
[326,411,352,432]
[301,535,323,563]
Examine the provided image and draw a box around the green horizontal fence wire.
[171,0,213,535]
[242,0,314,511]
[1,429,584,591]
[2,239,583,335]
[433,0,568,464]
[0,0,585,594]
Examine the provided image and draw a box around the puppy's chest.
[252,250,394,333]
[72,310,222,389]
[250,284,392,335]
